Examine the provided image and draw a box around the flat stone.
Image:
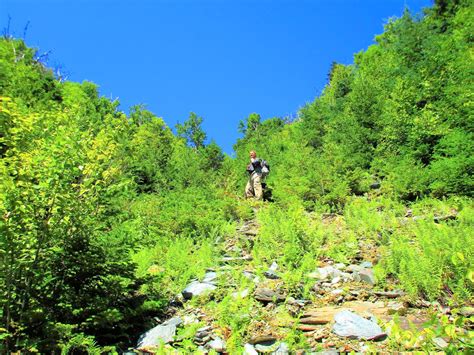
[360,261,373,268]
[334,263,346,270]
[297,324,321,331]
[333,310,386,340]
[432,337,449,349]
[255,342,279,353]
[202,271,218,284]
[254,288,286,303]
[373,290,404,298]
[249,335,278,345]
[182,281,217,300]
[330,289,344,296]
[137,318,181,348]
[162,317,183,327]
[264,270,281,279]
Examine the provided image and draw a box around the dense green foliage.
[0,0,472,352]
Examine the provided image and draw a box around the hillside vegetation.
[0,0,472,353]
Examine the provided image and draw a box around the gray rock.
[308,266,341,280]
[272,342,289,354]
[182,281,217,300]
[202,271,218,284]
[352,273,361,282]
[264,270,281,279]
[460,306,474,317]
[269,261,279,271]
[195,326,212,340]
[162,316,183,327]
[360,261,373,268]
[331,289,344,296]
[331,276,341,284]
[207,336,226,352]
[334,263,346,270]
[357,268,376,285]
[137,318,182,348]
[254,288,286,303]
[347,264,363,273]
[244,343,259,355]
[232,288,250,299]
[255,341,279,353]
[387,302,407,315]
[333,310,386,340]
[370,182,381,189]
[432,337,449,349]
[373,290,404,298]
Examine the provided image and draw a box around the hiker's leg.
[245,179,254,198]
[253,174,263,200]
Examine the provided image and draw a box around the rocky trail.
[134,214,469,354]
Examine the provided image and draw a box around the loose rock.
[244,343,259,355]
[182,281,217,300]
[137,317,183,348]
[207,336,226,352]
[357,268,376,285]
[333,310,386,340]
[254,288,286,303]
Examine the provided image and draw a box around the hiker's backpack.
[261,159,270,178]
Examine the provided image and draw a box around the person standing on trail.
[245,150,269,200]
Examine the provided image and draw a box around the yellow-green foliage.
[253,204,323,270]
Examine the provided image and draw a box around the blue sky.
[1,0,433,154]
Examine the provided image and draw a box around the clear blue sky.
[1,0,433,154]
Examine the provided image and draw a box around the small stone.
[373,290,404,298]
[249,335,278,344]
[232,288,250,299]
[334,263,346,270]
[370,182,381,189]
[244,343,259,355]
[182,281,217,300]
[264,270,281,279]
[207,336,226,352]
[360,261,373,268]
[297,324,320,331]
[331,276,341,284]
[255,342,279,353]
[357,269,376,285]
[387,302,407,316]
[330,289,344,296]
[346,264,363,273]
[202,271,218,284]
[272,342,289,354]
[243,270,255,279]
[459,306,474,317]
[432,337,449,349]
[254,288,286,303]
[269,261,278,271]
